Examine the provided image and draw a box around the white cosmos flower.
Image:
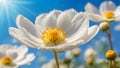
[9,9,99,51]
[84,48,97,60]
[0,44,35,68]
[85,1,120,22]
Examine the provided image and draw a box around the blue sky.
[0,0,120,68]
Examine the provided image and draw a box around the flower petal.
[57,12,72,36]
[64,9,77,20]
[114,6,120,17]
[14,46,28,63]
[35,14,48,36]
[66,13,89,42]
[9,27,37,48]
[87,13,105,22]
[6,50,18,59]
[85,3,100,14]
[100,1,116,15]
[16,54,35,66]
[16,15,36,36]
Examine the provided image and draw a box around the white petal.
[14,46,28,62]
[35,14,48,37]
[16,15,36,36]
[0,50,5,58]
[114,6,120,17]
[115,16,120,21]
[55,40,84,51]
[100,1,116,15]
[85,3,100,14]
[66,13,89,42]
[70,12,87,36]
[16,54,35,66]
[57,12,72,36]
[6,50,18,59]
[88,13,105,22]
[64,9,77,20]
[38,40,84,51]
[84,25,99,42]
[19,27,43,46]
[9,27,36,48]
[49,9,62,18]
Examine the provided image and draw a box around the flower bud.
[86,58,94,65]
[100,22,110,32]
[72,48,81,57]
[106,50,116,60]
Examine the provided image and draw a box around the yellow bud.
[106,50,116,60]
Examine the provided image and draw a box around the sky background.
[0,0,120,68]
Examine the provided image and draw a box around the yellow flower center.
[104,11,114,19]
[41,27,66,46]
[0,56,12,65]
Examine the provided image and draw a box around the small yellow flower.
[106,50,116,60]
[0,56,12,65]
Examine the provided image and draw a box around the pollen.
[0,56,12,65]
[41,27,66,46]
[104,11,114,19]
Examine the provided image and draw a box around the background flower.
[85,1,120,22]
[0,44,35,68]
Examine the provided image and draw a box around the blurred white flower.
[41,59,67,68]
[9,9,99,51]
[0,44,35,68]
[85,1,120,22]
[100,36,106,42]
[84,48,97,60]
[114,24,120,31]
[65,51,73,59]
[72,48,81,57]
[84,48,97,65]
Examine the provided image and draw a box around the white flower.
[9,9,99,51]
[0,44,35,68]
[65,51,73,59]
[72,48,81,57]
[85,1,120,22]
[84,48,97,60]
[41,59,67,68]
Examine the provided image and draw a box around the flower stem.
[109,60,112,68]
[106,26,116,68]
[53,50,60,68]
[106,29,113,50]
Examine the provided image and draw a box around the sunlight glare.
[0,0,7,5]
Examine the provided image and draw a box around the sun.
[1,0,7,4]
[0,0,34,27]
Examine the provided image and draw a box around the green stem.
[53,50,60,68]
[109,60,112,68]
